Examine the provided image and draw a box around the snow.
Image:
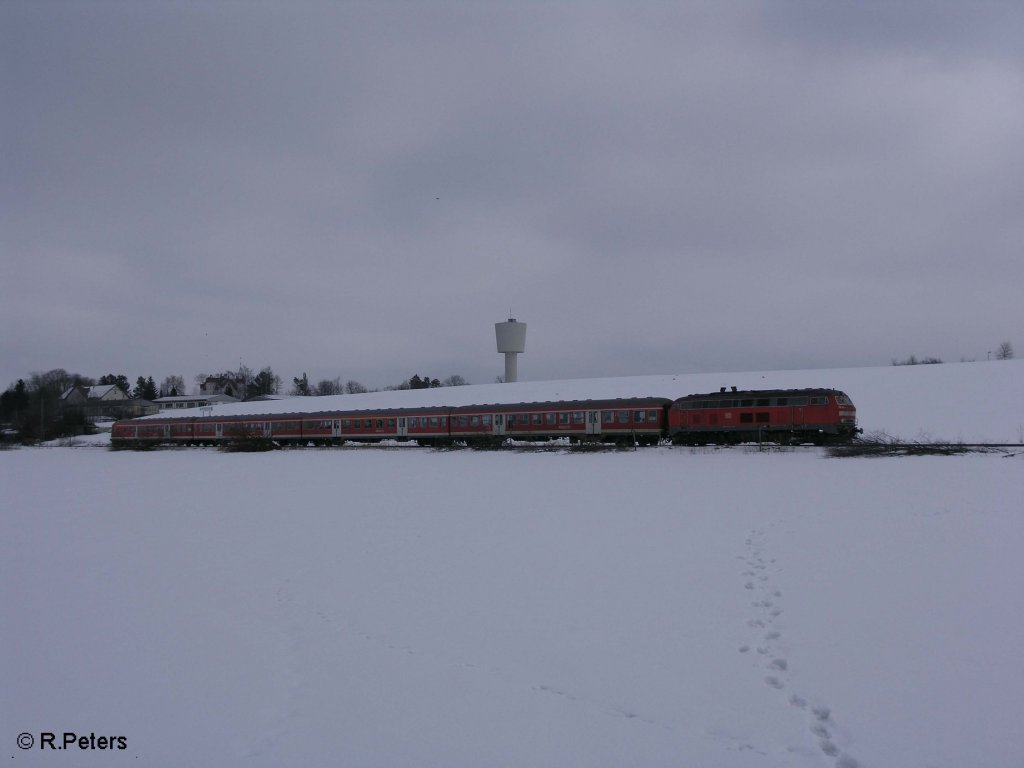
[3,361,1024,767]
[132,359,1024,443]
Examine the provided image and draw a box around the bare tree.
[315,377,342,396]
[344,380,367,394]
[442,374,468,386]
[996,341,1014,360]
[160,375,186,397]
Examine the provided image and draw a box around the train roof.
[675,387,847,400]
[116,397,673,425]
[451,397,672,412]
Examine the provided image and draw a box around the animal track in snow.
[739,526,864,768]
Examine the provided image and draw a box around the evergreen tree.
[98,373,131,395]
[133,376,158,400]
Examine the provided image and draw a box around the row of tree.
[892,341,1013,366]
[289,372,468,396]
[1,369,101,441]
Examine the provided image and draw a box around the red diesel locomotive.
[667,387,859,445]
[111,389,857,448]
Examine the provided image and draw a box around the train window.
[471,416,480,426]
[558,413,569,425]
[362,419,370,428]
[835,394,852,405]
[482,415,492,426]
[573,412,585,424]
[532,414,543,425]
[458,416,469,427]
[634,411,645,422]
[741,399,753,407]
[603,411,614,423]
[617,410,629,424]
[647,410,659,421]
[791,397,809,406]
[545,413,556,425]
[756,399,770,407]
[776,398,788,406]
[440,417,446,426]
[430,417,439,427]
[756,413,770,423]
[810,396,827,405]
[740,413,753,423]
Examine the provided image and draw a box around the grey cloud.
[2,2,1022,390]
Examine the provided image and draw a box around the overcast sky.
[3,2,1022,392]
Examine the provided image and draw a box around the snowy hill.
[5,360,1023,768]
[137,359,1024,443]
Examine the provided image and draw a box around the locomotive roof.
[676,387,845,400]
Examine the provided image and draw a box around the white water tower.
[495,317,527,382]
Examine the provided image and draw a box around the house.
[154,394,239,411]
[59,385,158,421]
[87,384,127,401]
[199,375,245,398]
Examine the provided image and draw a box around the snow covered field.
[134,359,1024,445]
[4,361,1023,767]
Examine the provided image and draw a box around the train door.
[792,407,804,429]
[215,423,223,439]
[492,413,506,436]
[332,420,341,438]
[397,417,408,437]
[586,410,601,435]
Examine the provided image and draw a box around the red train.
[112,388,858,448]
